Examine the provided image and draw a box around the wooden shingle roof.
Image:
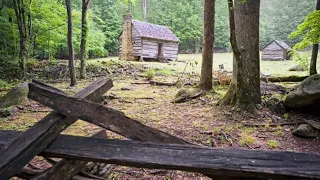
[262,40,292,50]
[132,20,179,42]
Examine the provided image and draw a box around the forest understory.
[2,62,319,180]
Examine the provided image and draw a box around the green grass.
[88,53,320,76]
[267,140,279,149]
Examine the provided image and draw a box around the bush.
[267,140,279,149]
[0,59,22,81]
[0,79,9,88]
[26,58,40,69]
[290,50,311,69]
[144,68,155,80]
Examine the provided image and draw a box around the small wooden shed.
[261,40,292,60]
[119,14,179,61]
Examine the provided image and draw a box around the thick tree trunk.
[220,0,260,112]
[200,0,215,91]
[79,0,90,79]
[66,0,77,86]
[235,0,261,104]
[310,0,320,76]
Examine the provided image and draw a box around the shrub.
[290,50,310,69]
[267,140,279,149]
[0,79,9,88]
[144,68,155,80]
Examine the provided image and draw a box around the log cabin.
[261,40,292,61]
[119,14,179,61]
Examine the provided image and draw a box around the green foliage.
[289,10,320,50]
[144,68,155,80]
[290,50,311,69]
[267,140,279,149]
[155,68,174,76]
[0,79,10,88]
[260,0,316,47]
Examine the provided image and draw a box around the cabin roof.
[262,40,291,50]
[132,20,179,42]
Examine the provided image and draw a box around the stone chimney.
[120,14,134,61]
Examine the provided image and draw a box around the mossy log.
[261,76,309,83]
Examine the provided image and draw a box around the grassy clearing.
[88,53,319,77]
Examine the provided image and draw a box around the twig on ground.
[150,80,178,86]
[43,157,59,165]
[134,97,154,100]
[27,163,41,170]
[131,82,150,85]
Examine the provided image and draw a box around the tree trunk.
[235,0,261,104]
[220,0,260,112]
[13,0,28,77]
[66,0,77,86]
[79,0,90,79]
[310,0,320,76]
[143,0,148,21]
[200,0,215,91]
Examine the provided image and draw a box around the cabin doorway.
[157,43,163,58]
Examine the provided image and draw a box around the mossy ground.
[1,63,319,179]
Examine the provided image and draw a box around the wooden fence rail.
[0,78,319,180]
[1,131,320,180]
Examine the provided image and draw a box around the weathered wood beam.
[1,131,319,180]
[32,130,108,180]
[0,78,113,180]
[15,167,99,180]
[28,82,189,144]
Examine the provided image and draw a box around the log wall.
[141,38,178,60]
[132,26,142,56]
[262,41,286,60]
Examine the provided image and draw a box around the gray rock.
[0,107,16,117]
[261,83,287,95]
[284,75,320,109]
[0,83,29,108]
[288,65,307,71]
[292,124,318,138]
[173,88,203,103]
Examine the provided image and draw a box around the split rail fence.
[0,78,319,180]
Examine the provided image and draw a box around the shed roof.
[132,20,179,42]
[263,40,291,50]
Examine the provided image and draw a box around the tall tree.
[310,0,320,75]
[12,0,30,76]
[220,0,261,112]
[66,0,77,86]
[79,0,91,79]
[199,0,215,91]
[142,0,147,21]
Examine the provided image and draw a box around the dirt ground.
[2,70,320,180]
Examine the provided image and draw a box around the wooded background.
[0,0,316,60]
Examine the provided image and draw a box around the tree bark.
[200,0,215,91]
[66,0,77,86]
[13,0,28,77]
[79,0,91,79]
[220,0,260,112]
[143,0,148,21]
[237,0,261,104]
[310,0,320,76]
